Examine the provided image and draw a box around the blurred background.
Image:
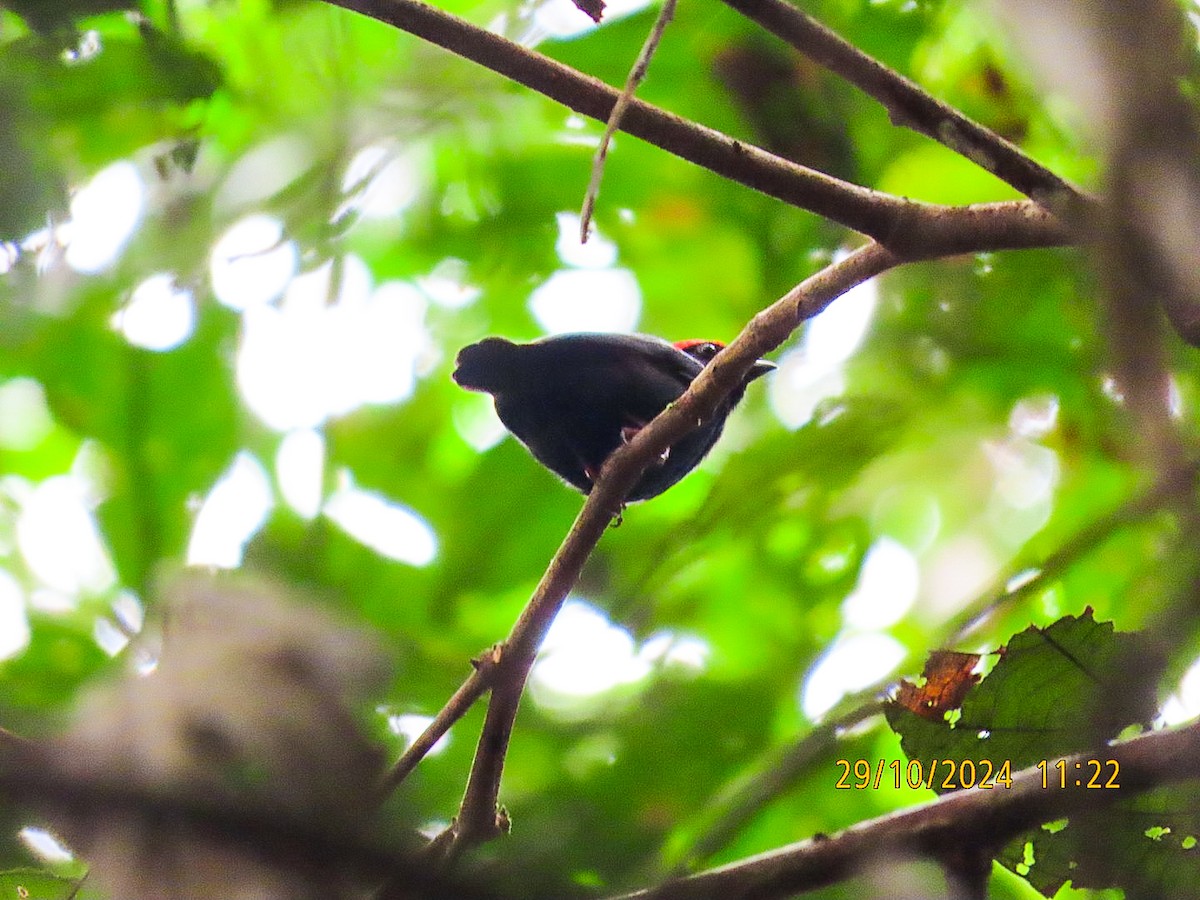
[0,0,1194,897]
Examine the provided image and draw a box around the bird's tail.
[452,337,520,392]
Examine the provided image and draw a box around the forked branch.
[327,0,1072,255]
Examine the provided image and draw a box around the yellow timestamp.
[835,758,1014,791]
[1037,758,1120,789]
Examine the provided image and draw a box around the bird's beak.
[748,358,776,382]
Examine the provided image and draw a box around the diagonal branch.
[664,460,1200,871]
[392,204,1094,858]
[422,243,901,864]
[324,0,1072,255]
[612,719,1200,899]
[718,0,1097,224]
[377,649,498,797]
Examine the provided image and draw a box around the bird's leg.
[581,464,627,526]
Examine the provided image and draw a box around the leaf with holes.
[887,611,1175,896]
[886,610,1160,776]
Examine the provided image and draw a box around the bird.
[452,332,775,501]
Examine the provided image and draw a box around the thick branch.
[669,701,885,874]
[719,0,1095,223]
[325,0,1071,255]
[614,720,1200,899]
[0,746,501,900]
[669,461,1200,870]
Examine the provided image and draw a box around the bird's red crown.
[673,339,726,352]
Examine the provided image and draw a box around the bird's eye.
[695,342,720,359]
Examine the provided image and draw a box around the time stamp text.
[835,758,1121,791]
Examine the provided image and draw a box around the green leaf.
[887,612,1159,779]
[888,612,1170,897]
[997,783,1200,897]
[0,869,87,900]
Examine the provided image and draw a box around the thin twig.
[580,0,678,242]
[326,0,1072,255]
[377,649,498,796]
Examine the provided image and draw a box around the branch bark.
[663,459,1200,873]
[419,243,901,863]
[719,0,1096,223]
[613,720,1200,899]
[325,0,1072,255]
[377,650,496,797]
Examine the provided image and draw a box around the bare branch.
[612,720,1200,899]
[376,650,497,797]
[325,0,1072,254]
[718,0,1096,224]
[420,243,900,862]
[580,0,678,242]
[666,461,1200,871]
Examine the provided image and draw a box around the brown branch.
[612,719,1200,899]
[718,0,1096,225]
[377,649,497,797]
[415,243,902,864]
[0,745,502,900]
[665,461,1200,871]
[324,0,1072,255]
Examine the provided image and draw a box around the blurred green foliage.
[0,0,1197,897]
